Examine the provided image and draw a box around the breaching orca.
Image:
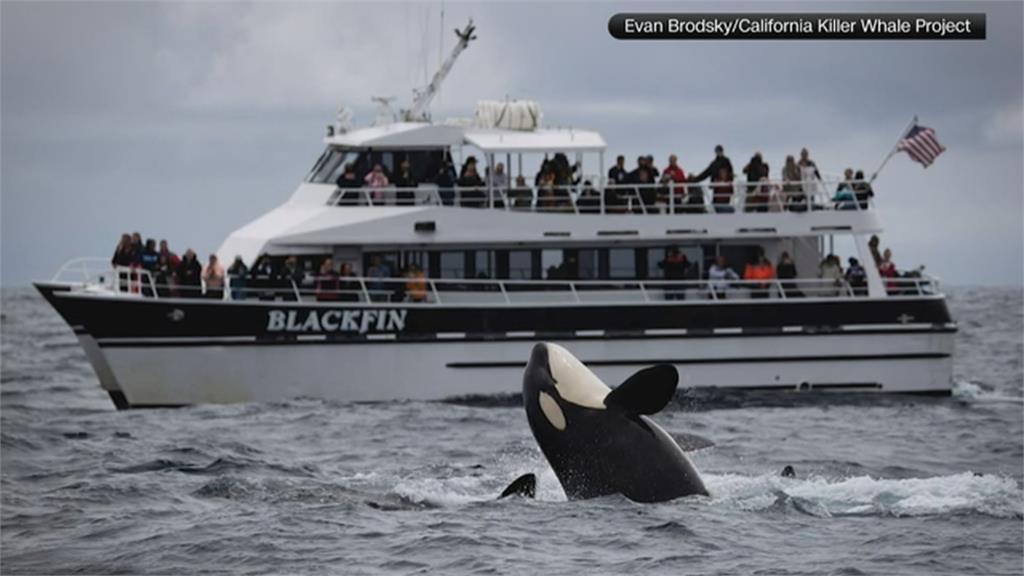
[520,342,708,503]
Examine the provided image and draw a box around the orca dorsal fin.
[604,364,678,415]
[498,473,537,499]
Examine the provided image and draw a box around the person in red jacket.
[660,154,687,213]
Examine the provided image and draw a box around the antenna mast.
[403,19,476,122]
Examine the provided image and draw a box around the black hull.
[36,285,954,342]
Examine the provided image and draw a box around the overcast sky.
[2,1,1022,286]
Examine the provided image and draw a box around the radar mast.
[402,19,476,122]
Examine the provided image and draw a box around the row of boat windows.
[306,148,446,186]
[335,245,764,281]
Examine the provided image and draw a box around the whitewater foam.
[706,471,1022,518]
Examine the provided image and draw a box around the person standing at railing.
[798,148,823,209]
[457,163,486,208]
[709,166,735,213]
[155,253,174,298]
[158,239,181,275]
[485,162,508,209]
[509,175,532,210]
[659,247,690,300]
[140,239,158,272]
[138,239,159,297]
[459,156,478,179]
[338,262,359,302]
[845,257,868,296]
[405,265,428,303]
[832,168,858,210]
[776,252,801,298]
[852,170,874,209]
[227,256,248,301]
[176,250,203,298]
[818,254,844,297]
[781,155,805,212]
[112,233,133,268]
[689,145,734,184]
[363,164,390,205]
[537,171,557,212]
[607,155,628,185]
[249,255,276,301]
[634,167,659,214]
[743,253,775,298]
[315,258,340,302]
[366,254,392,302]
[202,254,225,300]
[434,158,457,206]
[878,249,898,294]
[660,155,687,214]
[689,145,734,212]
[393,159,417,206]
[708,256,740,298]
[488,162,509,189]
[645,155,659,181]
[742,153,768,213]
[577,180,601,214]
[335,163,362,205]
[280,256,303,302]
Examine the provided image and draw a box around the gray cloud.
[2,1,1021,286]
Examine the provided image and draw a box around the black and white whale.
[520,342,708,503]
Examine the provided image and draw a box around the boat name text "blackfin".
[266,309,407,334]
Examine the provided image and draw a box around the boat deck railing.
[326,177,873,215]
[52,259,940,305]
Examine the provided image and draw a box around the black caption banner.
[608,13,986,40]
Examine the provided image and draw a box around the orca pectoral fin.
[498,473,537,499]
[604,364,678,415]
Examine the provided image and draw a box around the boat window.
[473,250,494,279]
[541,250,562,280]
[439,251,466,279]
[508,250,533,280]
[578,249,598,280]
[308,147,360,184]
[608,248,636,279]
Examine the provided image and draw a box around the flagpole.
[869,115,918,183]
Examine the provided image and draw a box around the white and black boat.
[36,22,955,408]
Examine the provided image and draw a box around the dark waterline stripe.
[445,352,951,369]
[93,328,957,348]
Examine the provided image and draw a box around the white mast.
[403,19,476,122]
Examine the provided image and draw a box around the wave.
[952,380,1024,404]
[706,471,1023,518]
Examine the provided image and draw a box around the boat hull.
[35,283,956,408]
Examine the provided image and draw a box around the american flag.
[897,124,945,167]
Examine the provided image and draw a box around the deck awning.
[325,122,465,148]
[463,128,607,154]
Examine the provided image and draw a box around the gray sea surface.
[1,286,1022,575]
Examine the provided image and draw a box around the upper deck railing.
[325,177,874,215]
[52,258,940,306]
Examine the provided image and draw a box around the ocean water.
[1,286,1021,575]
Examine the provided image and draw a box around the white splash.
[706,471,1023,518]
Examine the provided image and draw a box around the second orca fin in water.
[498,473,537,499]
[604,364,679,415]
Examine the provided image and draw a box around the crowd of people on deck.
[112,231,910,303]
[331,146,875,213]
[110,234,435,302]
[111,233,219,298]
[654,234,907,300]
